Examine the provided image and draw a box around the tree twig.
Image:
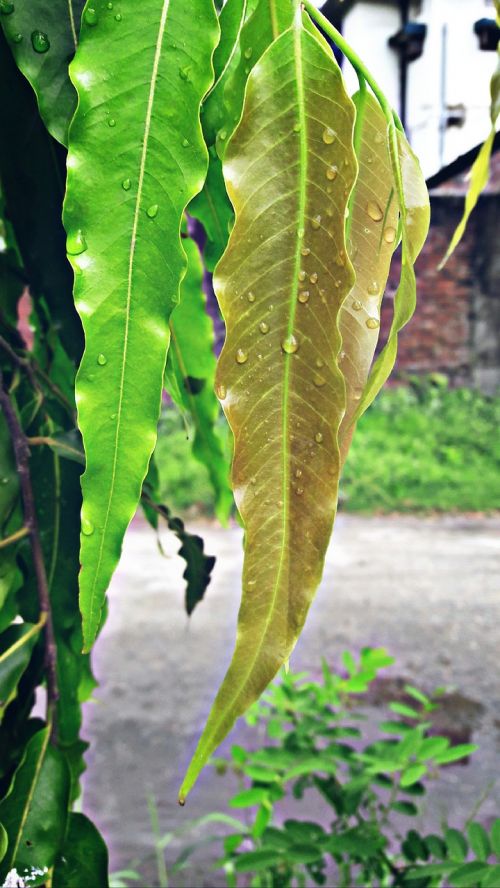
[0,369,59,740]
[0,525,29,549]
[0,333,75,420]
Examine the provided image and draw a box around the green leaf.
[53,813,109,888]
[0,0,84,145]
[418,736,450,760]
[0,621,43,722]
[165,235,232,523]
[400,764,426,788]
[64,0,219,650]
[179,12,357,801]
[389,702,420,720]
[141,491,215,616]
[483,865,500,888]
[445,828,468,863]
[0,728,70,883]
[0,29,83,362]
[234,849,282,872]
[491,819,500,856]
[338,90,399,461]
[433,744,478,765]
[449,862,491,887]
[355,124,430,420]
[467,822,491,862]
[229,788,271,809]
[0,822,7,863]
[391,801,418,816]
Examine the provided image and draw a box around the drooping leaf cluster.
[0,0,430,869]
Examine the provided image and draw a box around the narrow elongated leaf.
[439,2,499,267]
[165,236,232,523]
[179,15,356,801]
[64,0,219,650]
[354,125,429,418]
[0,622,43,722]
[338,91,399,462]
[0,0,84,145]
[0,728,70,883]
[53,813,109,888]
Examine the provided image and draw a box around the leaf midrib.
[84,0,172,641]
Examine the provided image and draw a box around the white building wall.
[341,0,497,178]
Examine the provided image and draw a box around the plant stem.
[0,525,29,549]
[0,370,59,740]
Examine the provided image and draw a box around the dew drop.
[296,487,304,496]
[108,117,116,127]
[244,46,253,59]
[366,200,383,222]
[147,204,159,219]
[295,468,302,478]
[0,0,14,13]
[384,226,397,244]
[219,129,227,141]
[297,291,310,304]
[114,12,122,20]
[309,272,318,284]
[259,321,269,334]
[82,518,94,536]
[374,131,384,144]
[315,432,323,443]
[31,30,50,53]
[179,65,190,81]
[281,334,299,354]
[336,251,346,267]
[298,269,306,282]
[364,227,371,235]
[293,123,301,133]
[313,374,326,387]
[301,246,310,256]
[326,165,338,181]
[311,215,321,230]
[367,153,374,164]
[247,291,255,303]
[352,299,363,311]
[216,383,227,400]
[84,7,98,25]
[235,348,248,364]
[66,229,87,256]
[315,357,324,368]
[366,317,380,329]
[182,137,189,148]
[107,2,113,8]
[97,353,107,366]
[12,32,22,43]
[322,127,335,144]
[122,178,131,191]
[367,280,380,296]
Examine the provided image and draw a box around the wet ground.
[82,513,500,886]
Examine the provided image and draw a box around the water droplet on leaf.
[367,280,380,296]
[352,299,363,311]
[309,272,318,284]
[315,357,324,368]
[326,165,338,181]
[31,30,50,52]
[384,226,396,244]
[114,12,122,20]
[147,204,158,219]
[244,46,252,59]
[0,1,15,14]
[97,353,107,366]
[82,518,94,536]
[66,229,87,256]
[301,246,310,256]
[366,200,383,222]
[296,487,304,496]
[298,270,306,282]
[315,432,323,443]
[366,317,380,329]
[216,383,226,400]
[182,138,189,147]
[311,215,321,230]
[108,117,116,128]
[281,334,299,354]
[247,291,255,303]
[122,178,131,191]
[322,127,335,144]
[295,468,302,478]
[298,291,309,304]
[235,348,248,364]
[313,374,326,387]
[84,7,98,25]
[12,32,22,43]
[259,321,269,334]
[374,131,384,144]
[179,66,190,81]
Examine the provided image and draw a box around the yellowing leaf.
[338,91,399,462]
[64,0,219,650]
[179,15,357,801]
[354,126,429,418]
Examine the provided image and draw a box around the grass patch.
[155,379,500,515]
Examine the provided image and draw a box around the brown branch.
[0,333,75,420]
[0,525,29,550]
[0,370,59,740]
